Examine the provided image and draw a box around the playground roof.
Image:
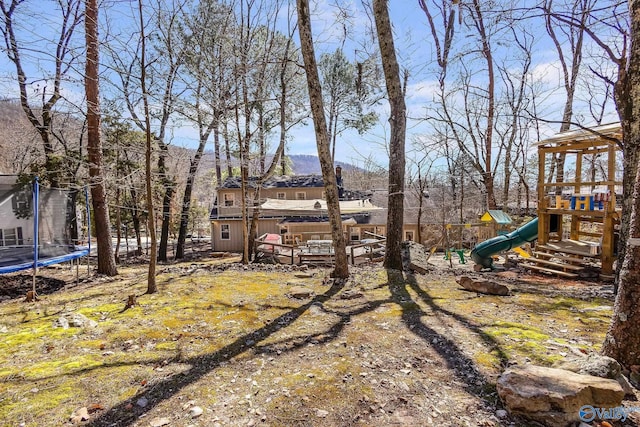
[480,210,513,225]
[534,122,621,147]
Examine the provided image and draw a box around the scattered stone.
[69,407,90,423]
[392,409,417,424]
[136,397,149,408]
[316,409,329,418]
[0,325,8,333]
[189,406,203,418]
[308,303,324,315]
[53,312,98,329]
[294,273,313,278]
[182,400,196,410]
[149,417,171,427]
[495,409,508,419]
[288,286,314,299]
[53,316,70,329]
[497,365,624,426]
[339,289,363,300]
[456,276,510,296]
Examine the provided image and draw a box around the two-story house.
[209,169,385,252]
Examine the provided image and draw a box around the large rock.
[288,286,314,299]
[554,353,636,397]
[497,365,624,426]
[456,275,510,296]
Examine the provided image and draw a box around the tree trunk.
[602,160,640,368]
[85,0,117,276]
[115,184,121,263]
[138,0,157,293]
[175,158,198,260]
[129,186,143,256]
[157,146,174,262]
[214,123,222,185]
[373,0,406,271]
[602,0,640,369]
[296,0,349,278]
[175,130,209,259]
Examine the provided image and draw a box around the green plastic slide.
[470,218,539,269]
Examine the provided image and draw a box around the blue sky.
[0,0,622,172]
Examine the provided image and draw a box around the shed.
[479,210,513,239]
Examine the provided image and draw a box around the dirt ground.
[0,245,636,427]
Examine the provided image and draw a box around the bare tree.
[1,0,83,188]
[102,114,146,260]
[495,26,535,209]
[136,0,158,293]
[245,13,309,259]
[105,0,187,263]
[544,0,593,193]
[296,0,348,278]
[406,144,436,244]
[173,0,234,259]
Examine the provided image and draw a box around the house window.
[295,192,306,200]
[277,192,286,200]
[12,191,30,212]
[405,231,414,242]
[0,227,22,246]
[321,191,326,200]
[223,193,234,207]
[220,224,230,240]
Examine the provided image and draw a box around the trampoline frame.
[0,176,91,284]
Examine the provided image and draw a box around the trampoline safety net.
[0,175,89,274]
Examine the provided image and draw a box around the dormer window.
[223,193,234,207]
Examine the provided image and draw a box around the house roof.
[279,216,359,225]
[217,174,373,200]
[219,175,326,189]
[259,198,382,214]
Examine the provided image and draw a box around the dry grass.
[0,255,622,427]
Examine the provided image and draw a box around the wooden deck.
[521,239,603,279]
[254,236,386,266]
[536,239,601,257]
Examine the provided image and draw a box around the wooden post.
[570,151,584,241]
[537,147,548,246]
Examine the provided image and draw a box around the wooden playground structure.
[524,123,622,278]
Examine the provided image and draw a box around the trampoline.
[0,175,90,276]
